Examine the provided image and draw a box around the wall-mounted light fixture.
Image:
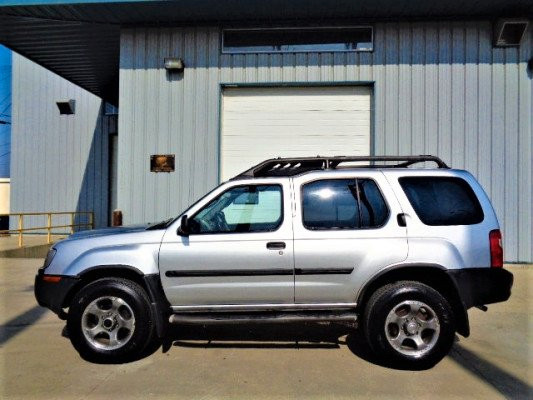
[493,19,529,47]
[56,99,76,115]
[164,58,185,72]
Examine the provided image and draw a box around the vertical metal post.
[89,212,94,229]
[70,213,75,234]
[18,214,23,247]
[47,213,52,244]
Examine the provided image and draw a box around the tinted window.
[358,179,389,227]
[223,27,373,53]
[399,177,484,226]
[302,179,388,230]
[190,185,282,234]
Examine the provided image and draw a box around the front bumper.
[447,268,513,309]
[34,268,80,319]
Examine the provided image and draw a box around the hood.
[66,224,150,241]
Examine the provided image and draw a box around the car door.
[292,171,408,304]
[159,179,294,307]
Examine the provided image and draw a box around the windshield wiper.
[146,218,174,230]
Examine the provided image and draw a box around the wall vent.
[494,19,529,47]
[56,99,76,115]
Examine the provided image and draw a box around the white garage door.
[221,86,372,180]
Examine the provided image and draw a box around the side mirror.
[177,215,189,236]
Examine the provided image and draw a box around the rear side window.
[399,177,484,226]
[302,179,388,230]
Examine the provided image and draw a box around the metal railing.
[0,211,94,247]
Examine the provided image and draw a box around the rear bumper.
[34,268,80,319]
[447,268,513,309]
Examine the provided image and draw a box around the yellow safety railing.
[0,211,94,247]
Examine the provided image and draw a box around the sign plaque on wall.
[150,154,175,172]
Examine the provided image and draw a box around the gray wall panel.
[10,54,113,231]
[118,22,532,262]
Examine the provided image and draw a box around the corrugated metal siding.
[118,22,532,262]
[10,54,113,231]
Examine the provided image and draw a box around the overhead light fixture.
[494,19,529,47]
[164,58,185,72]
[56,99,76,115]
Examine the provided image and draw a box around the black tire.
[363,281,455,369]
[67,277,156,363]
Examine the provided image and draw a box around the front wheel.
[363,281,456,369]
[67,277,155,363]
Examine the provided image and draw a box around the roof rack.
[233,155,449,179]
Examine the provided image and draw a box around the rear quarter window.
[399,177,484,226]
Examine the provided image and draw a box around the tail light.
[489,229,503,268]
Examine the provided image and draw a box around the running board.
[171,303,357,313]
[169,311,358,325]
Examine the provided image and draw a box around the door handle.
[397,213,407,227]
[266,241,286,250]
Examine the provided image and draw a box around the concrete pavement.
[1,258,531,399]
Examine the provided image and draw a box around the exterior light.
[164,58,185,72]
[56,99,76,115]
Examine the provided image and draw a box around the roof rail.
[233,155,449,179]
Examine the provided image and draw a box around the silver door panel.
[292,171,409,303]
[159,179,294,306]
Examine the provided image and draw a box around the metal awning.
[1,0,531,103]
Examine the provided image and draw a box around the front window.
[189,185,283,234]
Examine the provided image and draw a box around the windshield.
[145,184,223,230]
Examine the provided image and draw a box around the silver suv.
[35,155,513,368]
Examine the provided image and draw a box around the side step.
[169,311,358,325]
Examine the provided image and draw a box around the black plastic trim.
[34,269,80,319]
[143,274,171,338]
[446,268,513,309]
[235,155,449,178]
[166,269,294,277]
[166,268,355,277]
[295,268,354,275]
[78,264,146,277]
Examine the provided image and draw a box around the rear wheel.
[67,278,155,363]
[363,281,455,368]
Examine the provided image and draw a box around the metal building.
[0,1,531,262]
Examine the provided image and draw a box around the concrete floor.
[0,257,531,399]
